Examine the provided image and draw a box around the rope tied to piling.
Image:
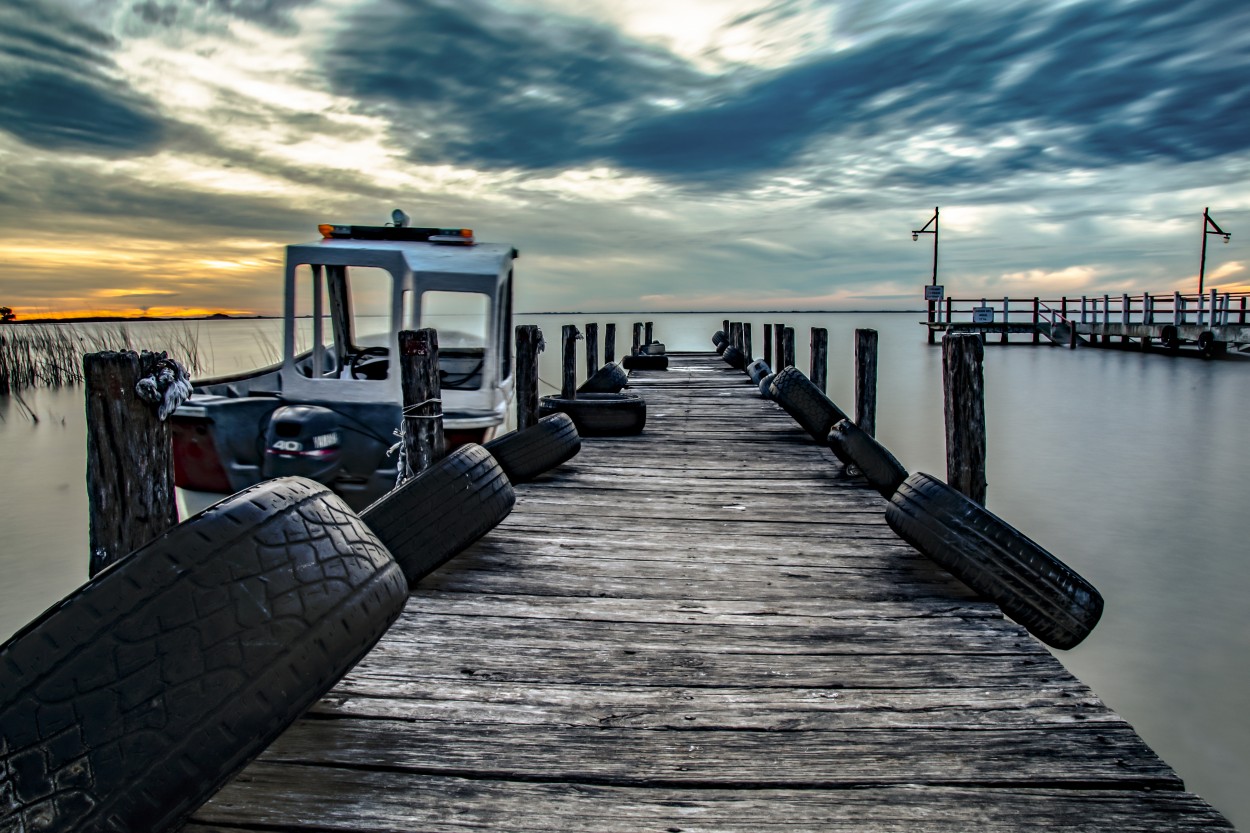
[387,398,444,486]
[134,351,192,421]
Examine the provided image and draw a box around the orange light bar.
[318,224,334,238]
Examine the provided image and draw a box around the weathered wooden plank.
[310,681,1122,730]
[345,640,1074,690]
[191,767,1233,833]
[256,720,1182,788]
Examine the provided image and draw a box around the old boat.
[171,216,516,508]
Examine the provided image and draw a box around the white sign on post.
[924,285,944,301]
[972,307,994,324]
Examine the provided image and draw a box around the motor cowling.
[262,405,345,481]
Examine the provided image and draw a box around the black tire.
[540,392,646,436]
[722,345,748,370]
[642,342,666,355]
[0,478,408,833]
[1160,325,1179,350]
[361,444,515,587]
[746,358,772,385]
[827,419,908,498]
[578,362,627,393]
[1198,331,1216,359]
[712,330,727,348]
[623,354,668,371]
[768,367,850,441]
[484,413,581,483]
[759,372,776,399]
[885,472,1104,650]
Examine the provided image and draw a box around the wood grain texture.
[190,352,1232,831]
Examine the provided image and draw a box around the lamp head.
[912,232,919,242]
[1224,234,1231,244]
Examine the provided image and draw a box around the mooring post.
[731,322,743,352]
[515,325,542,430]
[942,333,987,504]
[763,324,773,366]
[644,321,654,345]
[562,325,579,398]
[604,323,616,363]
[85,350,179,577]
[810,327,828,393]
[743,323,753,361]
[399,328,445,479]
[774,323,785,367]
[782,327,796,369]
[854,329,878,437]
[723,318,730,335]
[1001,297,1009,344]
[586,322,599,377]
[632,323,643,355]
[1032,298,1041,344]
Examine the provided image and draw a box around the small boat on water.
[171,213,517,508]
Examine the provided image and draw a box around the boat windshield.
[417,290,489,390]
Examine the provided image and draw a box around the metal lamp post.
[913,207,940,340]
[1198,207,1231,297]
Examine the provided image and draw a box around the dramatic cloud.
[324,0,1250,187]
[0,0,168,153]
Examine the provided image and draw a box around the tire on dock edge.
[0,477,408,833]
[885,471,1104,649]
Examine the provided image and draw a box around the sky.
[1,0,1248,318]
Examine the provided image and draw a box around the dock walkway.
[188,353,1233,832]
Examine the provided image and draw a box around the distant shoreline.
[5,314,277,325]
[8,309,924,325]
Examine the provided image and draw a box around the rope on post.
[133,351,192,420]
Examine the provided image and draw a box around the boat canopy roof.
[286,239,516,283]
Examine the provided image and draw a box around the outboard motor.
[262,404,345,482]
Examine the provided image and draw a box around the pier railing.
[932,290,1250,329]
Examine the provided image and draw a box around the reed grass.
[0,322,207,395]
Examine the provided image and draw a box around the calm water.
[1,312,1247,827]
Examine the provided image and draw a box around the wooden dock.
[187,353,1233,832]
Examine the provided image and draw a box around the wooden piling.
[604,323,616,363]
[85,350,178,577]
[763,324,773,366]
[782,327,795,369]
[644,321,654,345]
[562,325,579,398]
[810,327,828,394]
[585,322,599,378]
[399,329,445,479]
[1032,298,1041,344]
[854,328,878,437]
[942,333,987,504]
[515,325,541,430]
[774,323,785,368]
[632,323,642,356]
[742,323,753,362]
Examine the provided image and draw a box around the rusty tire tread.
[539,392,646,436]
[484,413,581,484]
[361,444,515,587]
[577,363,627,394]
[768,367,851,441]
[885,472,1103,649]
[828,419,908,498]
[0,477,408,833]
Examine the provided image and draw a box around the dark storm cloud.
[323,0,708,169]
[0,0,166,154]
[325,0,1250,185]
[128,0,317,33]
